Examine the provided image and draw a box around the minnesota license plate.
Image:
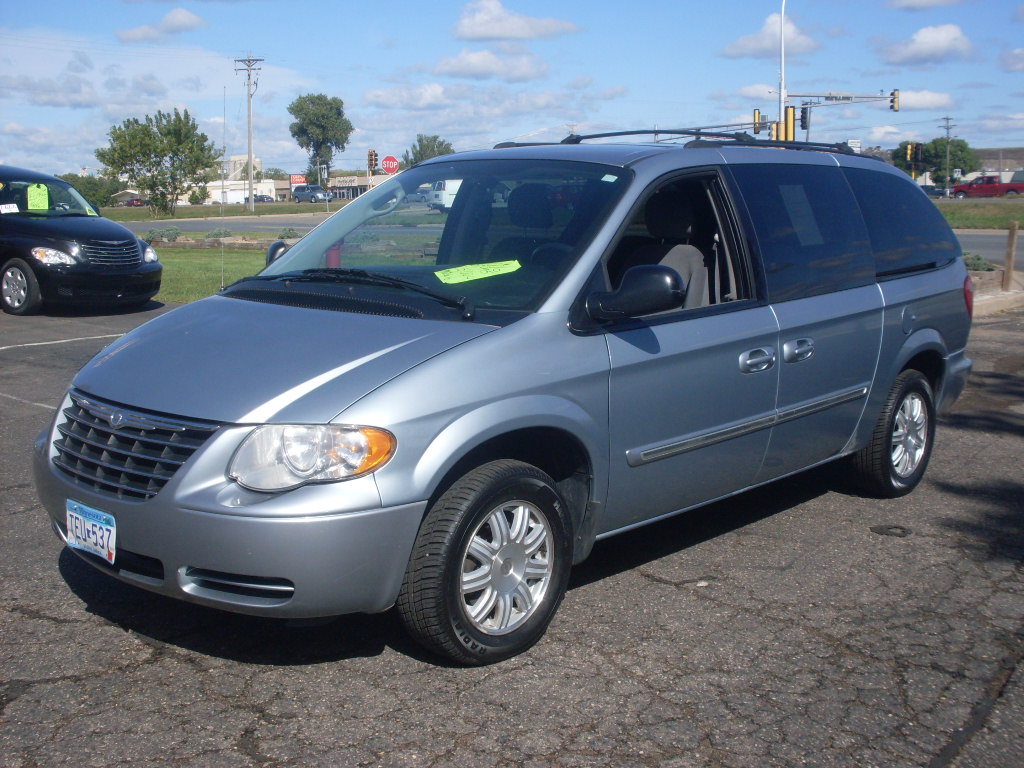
[66,500,116,565]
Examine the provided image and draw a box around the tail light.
[963,275,974,319]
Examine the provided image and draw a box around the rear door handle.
[739,347,776,373]
[783,338,815,363]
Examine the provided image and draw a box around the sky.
[1,0,1021,176]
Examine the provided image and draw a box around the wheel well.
[429,427,592,535]
[903,350,944,393]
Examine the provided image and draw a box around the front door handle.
[783,338,815,363]
[739,347,776,373]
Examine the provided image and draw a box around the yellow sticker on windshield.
[27,183,49,210]
[435,260,521,284]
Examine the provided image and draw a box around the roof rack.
[494,128,868,158]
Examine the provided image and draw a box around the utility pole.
[940,116,956,193]
[235,54,264,214]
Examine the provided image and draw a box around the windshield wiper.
[226,269,475,320]
[299,269,475,320]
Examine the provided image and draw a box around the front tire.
[1,259,42,315]
[850,370,936,498]
[397,460,572,665]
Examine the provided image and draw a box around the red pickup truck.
[951,174,1024,198]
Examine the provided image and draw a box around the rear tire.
[397,460,572,665]
[850,370,935,498]
[1,259,42,315]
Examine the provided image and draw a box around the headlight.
[229,424,396,492]
[143,244,159,263]
[31,246,77,266]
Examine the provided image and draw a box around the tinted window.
[729,164,874,302]
[843,167,959,277]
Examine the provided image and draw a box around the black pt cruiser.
[0,165,161,315]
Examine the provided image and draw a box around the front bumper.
[36,263,162,305]
[33,426,425,618]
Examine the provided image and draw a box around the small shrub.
[278,227,300,239]
[145,226,183,242]
[206,227,233,239]
[962,252,997,271]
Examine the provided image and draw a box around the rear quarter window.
[728,163,874,302]
[843,167,960,277]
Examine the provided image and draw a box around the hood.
[72,296,497,424]
[1,213,138,243]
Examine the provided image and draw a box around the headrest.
[508,183,553,229]
[644,190,694,241]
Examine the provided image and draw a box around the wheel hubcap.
[891,392,928,478]
[460,500,554,635]
[2,268,28,308]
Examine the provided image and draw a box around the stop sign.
[381,155,400,174]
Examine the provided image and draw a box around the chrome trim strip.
[626,385,870,467]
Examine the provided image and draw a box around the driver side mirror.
[266,240,289,266]
[586,265,684,321]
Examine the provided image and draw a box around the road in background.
[0,304,1021,767]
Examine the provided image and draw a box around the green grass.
[101,201,346,222]
[935,199,1024,230]
[156,248,266,304]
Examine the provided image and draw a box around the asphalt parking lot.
[1,302,1022,768]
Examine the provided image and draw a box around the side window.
[843,167,959,277]
[606,175,750,311]
[729,164,874,302]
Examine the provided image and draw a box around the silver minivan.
[34,132,973,664]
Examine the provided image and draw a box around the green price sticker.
[27,183,49,210]
[435,260,521,285]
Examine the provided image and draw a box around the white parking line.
[0,333,122,353]
[0,391,57,411]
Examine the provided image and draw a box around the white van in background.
[429,178,461,211]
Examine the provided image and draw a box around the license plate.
[66,500,116,565]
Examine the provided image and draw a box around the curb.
[974,289,1024,317]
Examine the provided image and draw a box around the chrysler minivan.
[33,132,972,664]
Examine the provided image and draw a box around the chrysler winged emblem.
[107,410,127,429]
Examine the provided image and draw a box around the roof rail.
[493,129,878,159]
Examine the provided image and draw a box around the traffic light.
[906,142,913,162]
[914,143,924,164]
[799,107,810,131]
[753,108,761,134]
[784,106,796,141]
[889,89,900,111]
[367,149,379,173]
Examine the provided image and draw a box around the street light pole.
[779,0,787,125]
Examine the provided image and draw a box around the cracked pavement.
[1,305,1021,768]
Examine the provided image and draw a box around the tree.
[287,94,353,182]
[402,134,454,168]
[892,137,979,187]
[263,167,290,180]
[95,108,219,215]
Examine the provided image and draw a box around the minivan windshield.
[0,177,98,218]
[250,159,631,319]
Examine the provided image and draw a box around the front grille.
[80,240,142,268]
[52,390,221,500]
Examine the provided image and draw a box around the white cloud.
[899,89,954,109]
[434,48,548,82]
[454,0,579,41]
[866,125,920,144]
[0,73,99,108]
[737,83,775,100]
[721,14,819,59]
[364,83,455,111]
[1001,48,1024,72]
[117,8,208,43]
[879,24,972,65]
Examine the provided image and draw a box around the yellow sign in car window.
[27,183,49,210]
[435,260,521,285]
